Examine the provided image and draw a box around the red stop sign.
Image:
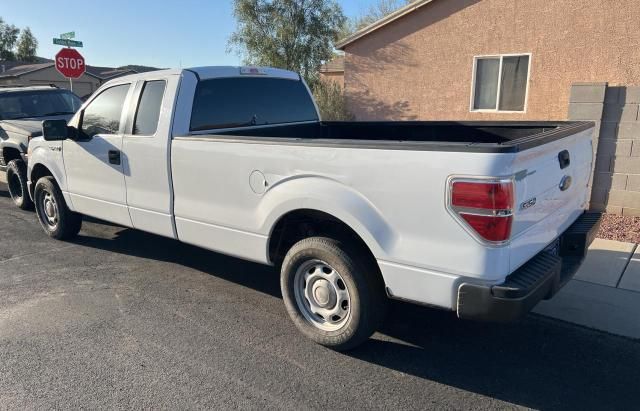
[55,48,85,79]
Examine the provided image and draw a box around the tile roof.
[84,65,137,80]
[0,62,53,78]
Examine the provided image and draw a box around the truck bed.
[210,121,594,153]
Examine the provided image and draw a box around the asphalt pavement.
[0,183,638,410]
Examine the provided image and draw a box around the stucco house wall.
[342,0,640,121]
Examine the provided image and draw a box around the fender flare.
[256,176,397,259]
[1,141,26,162]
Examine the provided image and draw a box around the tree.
[229,0,346,87]
[313,80,353,121]
[0,17,20,60]
[340,0,412,39]
[355,0,412,30]
[16,27,38,62]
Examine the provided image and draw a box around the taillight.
[449,179,514,244]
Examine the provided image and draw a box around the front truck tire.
[33,176,82,240]
[280,236,387,351]
[6,159,33,210]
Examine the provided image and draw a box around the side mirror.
[42,119,69,141]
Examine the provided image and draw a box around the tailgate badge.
[520,197,537,210]
[559,175,572,191]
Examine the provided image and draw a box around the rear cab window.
[189,77,318,132]
[133,80,166,136]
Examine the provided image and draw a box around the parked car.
[28,67,601,350]
[0,85,82,209]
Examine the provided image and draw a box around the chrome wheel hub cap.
[294,260,351,331]
[41,192,58,227]
[311,279,335,308]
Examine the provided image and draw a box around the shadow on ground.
[71,220,640,410]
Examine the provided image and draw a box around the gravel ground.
[597,213,640,244]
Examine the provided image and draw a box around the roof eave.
[335,0,435,50]
[85,70,135,80]
[84,72,102,80]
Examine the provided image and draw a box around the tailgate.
[509,125,595,272]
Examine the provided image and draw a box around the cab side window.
[81,84,130,138]
[133,80,166,135]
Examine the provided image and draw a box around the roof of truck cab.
[0,85,63,94]
[103,66,300,84]
[106,68,182,83]
[188,66,300,81]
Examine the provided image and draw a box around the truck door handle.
[108,150,121,165]
[558,150,570,169]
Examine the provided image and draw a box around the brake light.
[451,181,513,210]
[449,179,514,243]
[240,67,267,75]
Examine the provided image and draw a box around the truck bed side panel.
[170,137,514,281]
[169,123,593,309]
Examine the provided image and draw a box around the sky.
[0,0,381,68]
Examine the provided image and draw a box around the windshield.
[0,90,83,120]
[190,77,318,131]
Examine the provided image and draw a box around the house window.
[471,54,531,112]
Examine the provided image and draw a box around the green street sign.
[60,31,75,39]
[53,38,83,47]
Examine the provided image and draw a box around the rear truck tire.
[280,236,387,351]
[33,176,82,240]
[6,159,33,210]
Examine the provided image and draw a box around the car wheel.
[6,159,33,210]
[33,176,82,240]
[280,236,387,351]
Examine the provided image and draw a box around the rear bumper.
[456,212,602,322]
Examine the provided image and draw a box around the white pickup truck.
[29,67,601,350]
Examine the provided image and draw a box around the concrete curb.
[534,280,640,339]
[534,238,640,339]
